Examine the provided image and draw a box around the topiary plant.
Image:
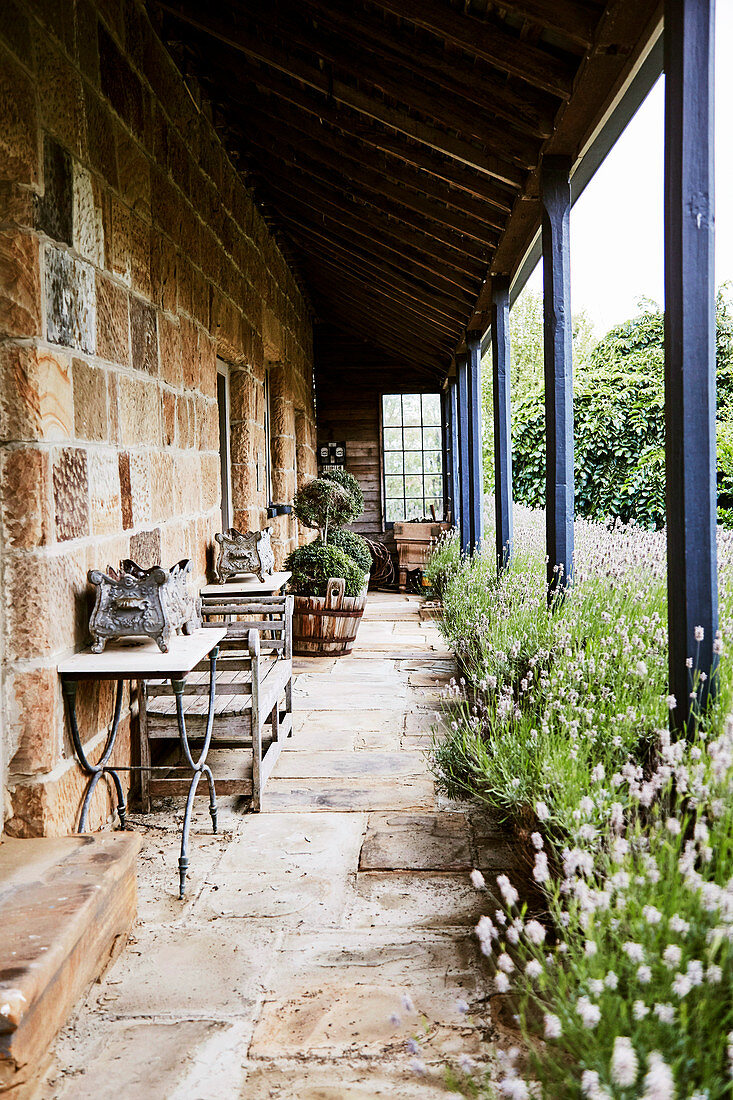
[285,543,364,597]
[293,477,355,541]
[329,529,372,573]
[320,468,364,516]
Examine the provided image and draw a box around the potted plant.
[285,473,371,656]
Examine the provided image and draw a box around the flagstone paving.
[41,593,524,1099]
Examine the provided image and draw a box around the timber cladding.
[0,0,316,837]
[314,325,444,539]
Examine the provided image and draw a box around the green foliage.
[292,477,355,536]
[487,288,733,529]
[423,529,460,600]
[284,543,364,597]
[328,529,372,573]
[320,467,364,517]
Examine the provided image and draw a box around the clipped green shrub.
[320,468,364,517]
[293,478,355,538]
[285,543,363,597]
[328,529,372,573]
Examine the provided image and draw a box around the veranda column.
[466,333,485,552]
[664,0,718,727]
[491,276,513,572]
[541,156,574,595]
[447,381,460,528]
[456,351,471,555]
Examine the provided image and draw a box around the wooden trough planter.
[292,578,367,657]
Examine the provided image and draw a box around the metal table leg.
[62,678,127,832]
[172,646,220,898]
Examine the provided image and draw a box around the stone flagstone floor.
[40,593,523,1099]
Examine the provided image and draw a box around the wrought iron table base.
[61,647,220,899]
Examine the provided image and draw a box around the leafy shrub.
[320,467,364,517]
[423,529,460,599]
[329,529,372,573]
[292,478,355,538]
[285,543,363,597]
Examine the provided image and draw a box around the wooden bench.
[138,595,293,812]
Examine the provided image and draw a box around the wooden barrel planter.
[292,578,367,657]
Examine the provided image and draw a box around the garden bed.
[427,508,733,1098]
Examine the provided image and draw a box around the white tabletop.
[200,572,291,597]
[58,628,228,680]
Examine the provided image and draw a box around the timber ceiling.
[147,0,662,377]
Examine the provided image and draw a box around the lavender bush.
[430,507,733,1097]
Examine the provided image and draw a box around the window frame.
[380,392,444,528]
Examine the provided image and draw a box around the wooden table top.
[57,628,228,680]
[200,572,291,597]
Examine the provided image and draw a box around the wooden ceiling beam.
[490,0,600,48]
[303,264,461,342]
[257,173,488,278]
[240,125,499,253]
[295,0,558,138]
[277,216,478,310]
[219,0,540,169]
[238,97,511,229]
[368,0,575,98]
[273,206,480,298]
[294,244,469,327]
[155,1,526,187]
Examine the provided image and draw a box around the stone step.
[0,832,140,1094]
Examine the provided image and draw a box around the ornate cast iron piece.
[87,559,198,654]
[213,527,276,584]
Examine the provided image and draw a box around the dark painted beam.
[448,381,460,528]
[540,156,574,595]
[466,333,485,553]
[664,0,718,728]
[456,353,471,555]
[491,276,513,572]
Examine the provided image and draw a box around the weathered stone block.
[229,369,255,422]
[0,181,34,229]
[128,213,151,298]
[53,446,89,541]
[118,451,132,529]
[8,666,60,773]
[116,126,151,220]
[200,452,220,512]
[117,375,160,446]
[129,451,151,526]
[0,44,39,186]
[98,22,144,137]
[129,527,161,568]
[83,84,117,189]
[73,357,107,440]
[34,134,73,245]
[158,312,181,387]
[95,272,129,365]
[4,544,88,660]
[130,295,158,374]
[88,448,121,535]
[199,329,216,398]
[45,245,96,354]
[162,388,175,446]
[149,451,175,522]
[150,232,177,313]
[72,163,104,266]
[180,314,199,390]
[0,230,41,338]
[176,392,192,449]
[0,446,50,548]
[75,0,101,85]
[229,420,252,466]
[104,195,131,285]
[34,33,84,157]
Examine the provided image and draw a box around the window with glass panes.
[382,393,443,523]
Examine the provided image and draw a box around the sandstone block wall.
[0,0,316,836]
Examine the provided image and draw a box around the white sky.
[525,5,733,338]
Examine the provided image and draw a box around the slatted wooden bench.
[137,595,293,812]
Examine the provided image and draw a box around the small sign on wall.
[319,441,346,467]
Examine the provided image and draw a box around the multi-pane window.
[382,393,443,523]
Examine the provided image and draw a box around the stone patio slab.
[194,868,353,924]
[272,751,425,780]
[359,812,472,871]
[240,1060,459,1099]
[217,811,366,874]
[347,872,486,929]
[263,779,436,812]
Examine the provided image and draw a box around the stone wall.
[0,0,316,836]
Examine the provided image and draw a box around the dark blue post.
[456,352,471,555]
[491,276,513,572]
[448,380,460,528]
[541,156,574,596]
[664,0,717,728]
[466,333,484,552]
